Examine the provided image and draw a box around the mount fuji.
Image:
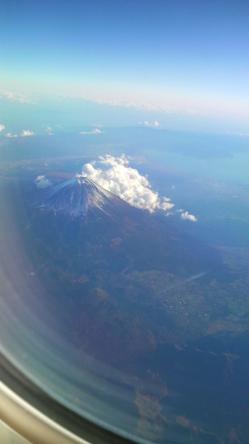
[37,174,132,219]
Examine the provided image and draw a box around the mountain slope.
[37,174,130,218]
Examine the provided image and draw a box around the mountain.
[33,174,226,281]
[36,174,129,218]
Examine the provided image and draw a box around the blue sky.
[1,0,249,134]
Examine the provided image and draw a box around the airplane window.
[1,1,249,444]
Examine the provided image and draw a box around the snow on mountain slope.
[37,174,131,218]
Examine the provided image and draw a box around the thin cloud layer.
[5,132,18,139]
[142,120,160,128]
[81,154,174,213]
[80,128,102,135]
[0,124,5,132]
[45,126,54,135]
[0,90,31,104]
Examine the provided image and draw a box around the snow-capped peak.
[37,175,117,218]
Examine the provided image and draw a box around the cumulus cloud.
[35,175,52,189]
[81,154,174,213]
[141,120,160,128]
[0,124,5,132]
[20,129,34,137]
[179,210,198,222]
[80,128,102,135]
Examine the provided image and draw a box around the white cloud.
[5,129,35,138]
[81,154,174,213]
[35,175,52,189]
[20,129,34,137]
[141,120,160,128]
[80,128,102,135]
[179,210,198,222]
[0,90,31,104]
[5,132,18,139]
[45,126,54,135]
[0,124,5,132]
